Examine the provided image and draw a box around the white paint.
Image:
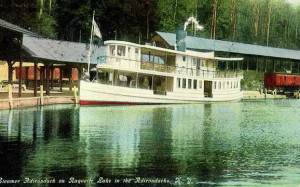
[81,40,244,105]
[80,81,243,104]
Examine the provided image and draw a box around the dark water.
[0,100,299,186]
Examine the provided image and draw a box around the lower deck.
[92,68,242,100]
[79,80,243,105]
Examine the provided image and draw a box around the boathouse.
[150,31,300,73]
[0,18,104,108]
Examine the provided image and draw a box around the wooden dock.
[243,90,287,100]
[0,96,76,109]
[0,85,78,109]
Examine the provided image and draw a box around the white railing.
[97,56,243,79]
[97,55,139,70]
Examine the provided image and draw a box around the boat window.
[117,45,126,56]
[109,45,115,56]
[193,58,197,67]
[183,56,186,61]
[98,70,113,85]
[182,78,186,88]
[177,78,181,88]
[219,82,221,89]
[223,82,225,89]
[135,48,139,60]
[188,79,192,89]
[199,80,202,89]
[117,74,128,86]
[138,74,151,89]
[197,59,201,70]
[115,71,137,87]
[214,81,217,89]
[193,80,197,89]
[128,47,131,58]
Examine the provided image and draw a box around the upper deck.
[96,40,243,79]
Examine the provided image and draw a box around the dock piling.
[40,85,44,106]
[8,84,13,109]
[73,86,78,103]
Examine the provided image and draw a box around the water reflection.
[0,101,299,186]
[136,107,177,178]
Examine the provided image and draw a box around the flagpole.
[87,10,95,74]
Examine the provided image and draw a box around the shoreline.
[0,96,76,110]
[242,90,287,100]
[0,90,292,110]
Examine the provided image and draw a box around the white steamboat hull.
[79,81,243,105]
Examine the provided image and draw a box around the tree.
[0,0,56,38]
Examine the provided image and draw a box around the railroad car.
[264,73,300,90]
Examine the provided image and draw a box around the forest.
[1,0,300,50]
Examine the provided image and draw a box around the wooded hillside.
[1,0,300,49]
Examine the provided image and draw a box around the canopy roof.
[154,31,300,61]
[23,36,106,64]
[0,18,40,37]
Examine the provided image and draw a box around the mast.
[87,10,95,74]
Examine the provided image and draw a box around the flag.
[93,19,102,39]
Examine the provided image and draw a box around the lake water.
[0,100,299,186]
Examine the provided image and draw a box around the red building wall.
[264,73,300,87]
[15,67,78,81]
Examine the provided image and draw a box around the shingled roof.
[0,18,40,37]
[22,35,106,64]
[155,31,300,61]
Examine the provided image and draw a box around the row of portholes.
[176,78,240,90]
[213,80,240,90]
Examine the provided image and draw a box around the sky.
[286,0,300,5]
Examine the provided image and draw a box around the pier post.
[40,85,44,106]
[7,61,13,84]
[69,67,72,91]
[60,67,63,92]
[25,67,29,88]
[77,66,82,95]
[264,88,267,99]
[45,64,50,95]
[18,58,23,98]
[50,65,54,90]
[8,84,13,109]
[73,86,78,103]
[41,66,45,89]
[34,62,38,97]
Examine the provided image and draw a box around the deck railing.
[97,55,139,69]
[97,56,243,78]
[140,62,175,73]
[215,71,243,78]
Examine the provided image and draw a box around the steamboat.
[79,30,243,105]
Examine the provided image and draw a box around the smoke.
[184,17,204,31]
